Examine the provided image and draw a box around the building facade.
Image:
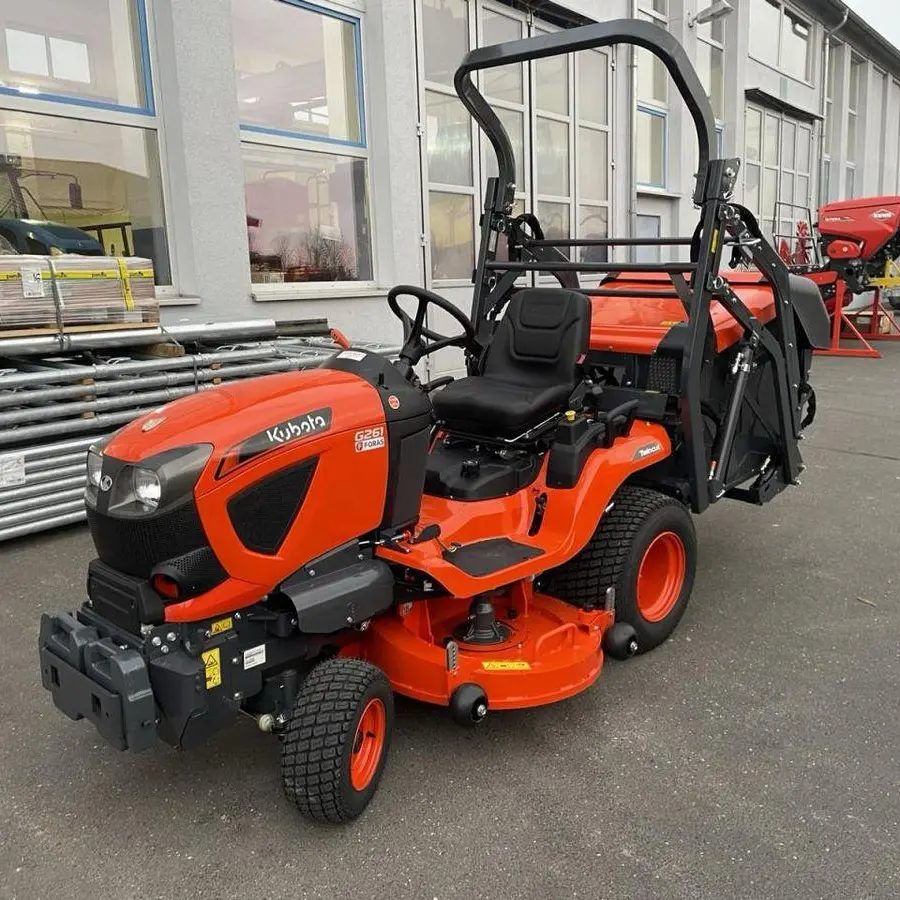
[0,0,897,375]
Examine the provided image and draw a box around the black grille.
[647,356,678,393]
[227,458,318,555]
[86,499,208,579]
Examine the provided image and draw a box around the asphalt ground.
[1,344,899,900]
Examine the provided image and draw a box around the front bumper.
[39,611,156,751]
[38,606,245,752]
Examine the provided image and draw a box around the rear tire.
[281,657,393,824]
[543,486,696,653]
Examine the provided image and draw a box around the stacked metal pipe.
[0,335,398,542]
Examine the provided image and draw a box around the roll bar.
[454,18,717,207]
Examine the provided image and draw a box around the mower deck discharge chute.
[38,20,828,824]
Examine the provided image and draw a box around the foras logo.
[266,411,330,444]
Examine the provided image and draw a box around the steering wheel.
[387,285,477,366]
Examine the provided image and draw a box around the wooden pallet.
[0,320,160,339]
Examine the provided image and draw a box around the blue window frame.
[0,0,155,116]
[235,0,366,150]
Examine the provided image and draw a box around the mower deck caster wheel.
[603,623,639,660]
[450,683,488,727]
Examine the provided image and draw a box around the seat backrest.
[483,287,590,388]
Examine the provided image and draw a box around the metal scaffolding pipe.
[0,485,85,516]
[0,464,84,493]
[0,475,84,505]
[0,510,86,542]
[0,408,149,448]
[0,497,85,529]
[0,357,305,408]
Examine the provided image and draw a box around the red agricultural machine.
[774,196,900,357]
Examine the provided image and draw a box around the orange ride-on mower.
[38,20,829,824]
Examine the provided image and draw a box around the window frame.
[416,0,615,287]
[235,0,367,150]
[748,0,813,85]
[0,0,155,116]
[845,54,863,199]
[0,1,179,298]
[635,3,668,191]
[235,0,376,298]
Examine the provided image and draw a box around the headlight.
[86,450,102,488]
[132,467,161,512]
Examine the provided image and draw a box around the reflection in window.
[0,2,148,110]
[537,201,569,241]
[482,10,523,103]
[231,0,362,143]
[0,109,170,282]
[425,91,472,186]
[578,205,608,264]
[749,0,811,82]
[429,191,473,280]
[577,128,608,202]
[636,109,665,187]
[536,117,569,196]
[578,51,608,125]
[243,143,371,283]
[422,0,468,86]
[483,106,525,188]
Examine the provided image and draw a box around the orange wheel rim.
[636,531,686,623]
[350,698,386,791]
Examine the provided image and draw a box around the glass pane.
[762,168,777,221]
[846,166,855,198]
[822,161,830,203]
[0,4,147,109]
[826,43,837,99]
[745,108,762,161]
[635,215,661,264]
[637,47,667,104]
[824,107,833,156]
[482,10,523,103]
[535,35,568,115]
[745,163,760,211]
[797,127,811,174]
[636,111,665,186]
[425,91,472,186]
[697,43,724,120]
[847,113,857,162]
[764,115,779,166]
[483,107,524,188]
[782,11,810,81]
[781,121,796,170]
[849,59,862,110]
[536,117,569,196]
[578,51,608,125]
[537,201,569,241]
[796,174,809,205]
[243,143,372,283]
[422,0,468,86]
[646,0,667,12]
[428,191,473,280]
[577,205,609,264]
[749,0,780,67]
[232,0,361,142]
[780,173,794,205]
[578,127,608,202]
[0,108,170,283]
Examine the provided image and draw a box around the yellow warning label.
[482,660,531,671]
[202,648,222,689]
[210,617,233,635]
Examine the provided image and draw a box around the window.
[821,40,837,203]
[846,55,863,198]
[696,17,724,122]
[635,214,661,263]
[748,0,811,82]
[636,4,668,189]
[743,103,812,243]
[419,0,613,282]
[0,2,172,287]
[231,0,372,287]
[0,3,152,113]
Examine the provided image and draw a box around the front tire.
[281,657,393,824]
[544,486,696,653]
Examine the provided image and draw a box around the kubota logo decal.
[633,441,663,461]
[264,409,331,445]
[872,209,895,220]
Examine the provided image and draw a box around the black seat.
[431,287,590,439]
